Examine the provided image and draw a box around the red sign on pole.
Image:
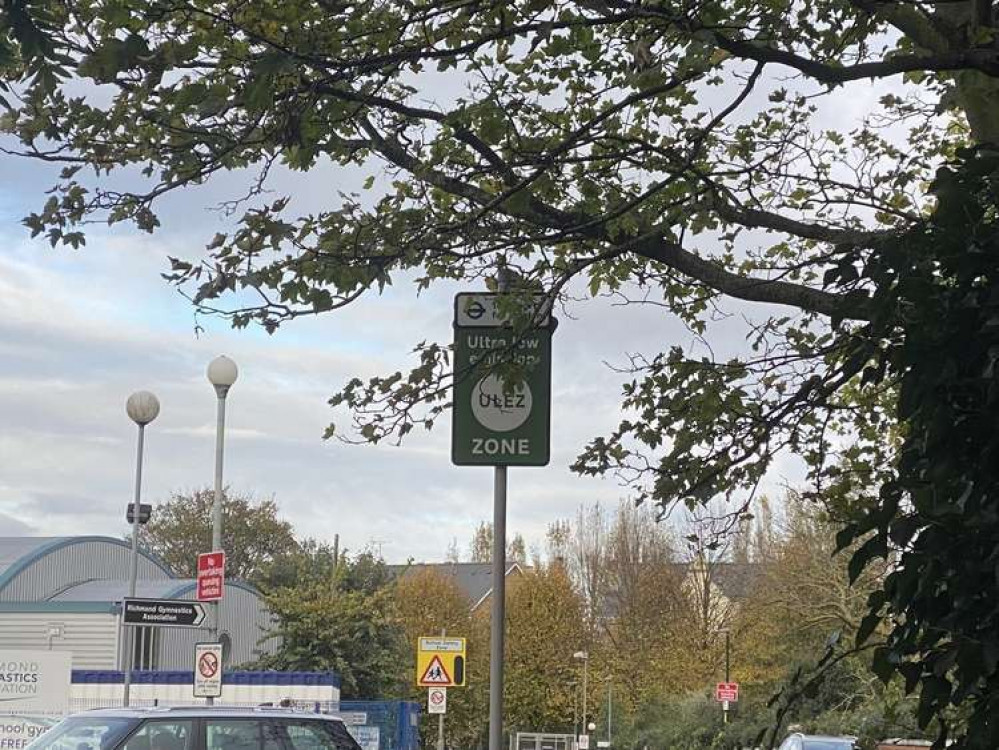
[715,682,739,702]
[197,551,225,601]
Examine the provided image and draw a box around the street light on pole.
[123,390,160,707]
[574,651,589,744]
[206,355,237,706]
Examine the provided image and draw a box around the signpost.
[194,643,223,698]
[428,687,447,715]
[715,682,739,702]
[452,293,553,466]
[197,551,225,602]
[417,637,466,687]
[122,598,206,628]
[715,681,738,723]
[452,287,556,750]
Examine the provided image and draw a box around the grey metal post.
[208,389,227,706]
[438,627,446,750]
[489,465,507,750]
[581,655,588,738]
[723,630,731,724]
[122,422,145,707]
[607,683,612,745]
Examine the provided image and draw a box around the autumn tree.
[254,552,405,699]
[504,562,587,735]
[7,1,999,743]
[137,488,299,588]
[468,522,527,565]
[394,568,489,749]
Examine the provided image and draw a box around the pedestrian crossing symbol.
[416,636,466,687]
[420,656,451,685]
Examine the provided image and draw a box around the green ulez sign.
[452,293,554,467]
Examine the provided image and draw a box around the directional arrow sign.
[122,598,206,628]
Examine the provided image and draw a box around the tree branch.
[633,236,869,320]
[710,32,999,82]
[712,199,898,248]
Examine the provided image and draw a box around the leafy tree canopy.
[136,488,299,588]
[253,554,404,698]
[5,0,999,745]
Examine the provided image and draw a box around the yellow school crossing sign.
[417,636,466,687]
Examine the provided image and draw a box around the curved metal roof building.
[0,536,277,670]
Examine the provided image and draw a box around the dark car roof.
[77,707,349,722]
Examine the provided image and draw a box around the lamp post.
[574,651,589,744]
[123,390,160,707]
[206,355,237,706]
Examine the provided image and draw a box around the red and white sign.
[428,687,447,715]
[420,655,452,685]
[193,642,223,698]
[715,682,739,702]
[197,551,225,601]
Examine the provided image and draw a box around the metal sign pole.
[438,627,446,750]
[489,465,507,750]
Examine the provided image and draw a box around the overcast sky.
[0,70,899,565]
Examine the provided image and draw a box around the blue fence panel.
[340,700,421,750]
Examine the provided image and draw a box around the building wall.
[155,584,279,669]
[0,611,119,669]
[0,539,171,602]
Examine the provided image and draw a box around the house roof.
[674,561,763,600]
[387,562,523,608]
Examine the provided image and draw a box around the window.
[278,722,360,750]
[25,717,137,750]
[122,722,194,750]
[131,627,159,670]
[206,721,283,750]
[284,724,330,750]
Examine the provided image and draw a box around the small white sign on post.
[578,736,590,750]
[193,643,223,698]
[0,651,71,715]
[428,687,447,715]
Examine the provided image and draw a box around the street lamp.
[123,390,160,707]
[206,355,237,705]
[574,651,589,743]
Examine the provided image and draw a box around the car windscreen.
[802,741,854,750]
[23,717,138,750]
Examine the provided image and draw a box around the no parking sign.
[194,643,223,698]
[428,687,447,715]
